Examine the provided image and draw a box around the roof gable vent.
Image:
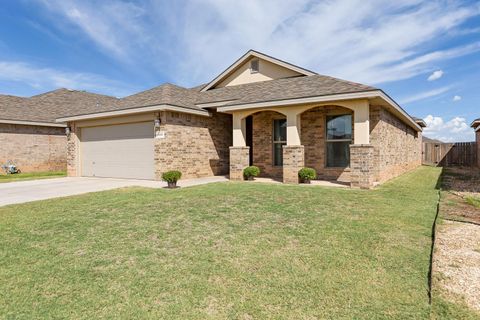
[250,59,259,73]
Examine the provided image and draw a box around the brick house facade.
[1,50,426,188]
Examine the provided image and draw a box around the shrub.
[298,167,317,182]
[243,166,260,180]
[162,170,182,183]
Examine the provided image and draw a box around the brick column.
[229,146,250,181]
[66,123,78,177]
[282,145,304,184]
[350,144,375,189]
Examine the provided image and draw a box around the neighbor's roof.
[0,89,118,126]
[471,118,480,129]
[412,117,427,128]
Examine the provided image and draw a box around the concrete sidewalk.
[0,176,228,207]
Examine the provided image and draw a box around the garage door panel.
[81,122,154,180]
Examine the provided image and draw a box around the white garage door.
[81,122,155,180]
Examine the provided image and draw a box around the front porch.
[227,100,376,188]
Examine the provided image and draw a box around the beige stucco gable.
[201,50,316,92]
[214,57,304,88]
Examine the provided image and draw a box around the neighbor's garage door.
[81,122,155,180]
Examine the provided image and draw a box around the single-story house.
[56,50,425,188]
[0,89,117,172]
[472,118,480,167]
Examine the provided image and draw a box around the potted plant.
[298,167,317,184]
[162,170,182,188]
[243,166,260,181]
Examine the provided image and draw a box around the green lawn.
[0,167,442,319]
[0,171,66,183]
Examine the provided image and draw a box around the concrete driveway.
[0,176,228,207]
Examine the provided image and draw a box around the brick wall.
[155,110,232,179]
[251,107,353,181]
[0,123,66,173]
[300,106,353,182]
[350,144,375,188]
[251,111,284,178]
[369,106,422,183]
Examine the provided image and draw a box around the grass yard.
[0,171,66,183]
[0,167,442,319]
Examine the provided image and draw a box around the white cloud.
[0,61,133,97]
[33,0,480,87]
[399,86,451,104]
[428,70,444,81]
[423,115,475,142]
[452,95,462,101]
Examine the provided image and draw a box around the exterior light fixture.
[65,127,71,136]
[154,118,161,128]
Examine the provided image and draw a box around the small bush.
[162,170,182,183]
[298,167,317,182]
[243,166,260,180]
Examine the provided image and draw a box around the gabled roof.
[118,83,202,111]
[200,50,317,92]
[56,84,210,122]
[0,89,118,125]
[196,74,377,106]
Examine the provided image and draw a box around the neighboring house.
[472,118,480,168]
[57,50,424,188]
[0,89,118,172]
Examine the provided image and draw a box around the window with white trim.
[273,119,287,166]
[326,114,352,167]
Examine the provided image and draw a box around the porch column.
[350,101,374,188]
[230,112,250,180]
[283,111,304,184]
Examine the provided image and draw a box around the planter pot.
[245,176,255,181]
[301,179,311,184]
[167,181,178,188]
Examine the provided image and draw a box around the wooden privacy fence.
[422,142,477,167]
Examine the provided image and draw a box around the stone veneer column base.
[350,144,375,189]
[282,145,305,184]
[229,146,250,181]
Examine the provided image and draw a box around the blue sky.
[0,0,479,141]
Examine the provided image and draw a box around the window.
[273,119,287,166]
[250,59,259,73]
[326,114,352,167]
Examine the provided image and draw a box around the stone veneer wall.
[0,123,66,173]
[369,106,422,184]
[155,110,232,179]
